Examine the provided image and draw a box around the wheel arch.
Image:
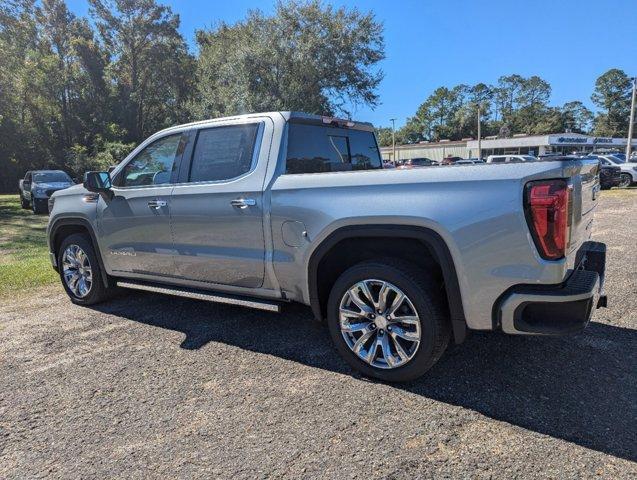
[307,225,467,343]
[49,217,110,288]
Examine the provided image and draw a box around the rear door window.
[188,124,259,183]
[286,123,382,174]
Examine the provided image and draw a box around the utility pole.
[390,118,397,163]
[477,106,482,161]
[626,77,636,161]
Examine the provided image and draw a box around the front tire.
[327,259,451,382]
[20,195,30,209]
[619,173,632,188]
[58,233,112,305]
[32,198,48,214]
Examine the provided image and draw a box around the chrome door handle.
[230,198,256,209]
[147,199,167,209]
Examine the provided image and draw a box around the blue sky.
[66,0,637,128]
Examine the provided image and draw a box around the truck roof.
[155,111,375,136]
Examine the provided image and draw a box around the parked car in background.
[593,155,637,188]
[47,111,607,382]
[396,157,437,169]
[609,153,626,162]
[486,154,537,163]
[440,156,463,165]
[531,155,620,190]
[382,160,396,169]
[538,153,564,161]
[19,170,74,214]
[455,158,484,165]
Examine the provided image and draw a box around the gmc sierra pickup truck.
[47,112,607,382]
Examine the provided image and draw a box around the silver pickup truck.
[19,170,74,214]
[47,112,607,382]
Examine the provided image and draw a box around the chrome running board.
[116,281,281,313]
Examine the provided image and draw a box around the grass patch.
[0,195,57,296]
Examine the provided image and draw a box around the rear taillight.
[524,179,570,260]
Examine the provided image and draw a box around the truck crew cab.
[47,112,607,382]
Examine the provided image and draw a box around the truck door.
[97,132,188,277]
[169,118,271,288]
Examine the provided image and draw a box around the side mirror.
[83,171,113,199]
[108,165,118,174]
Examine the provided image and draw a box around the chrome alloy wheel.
[339,279,421,369]
[62,244,93,298]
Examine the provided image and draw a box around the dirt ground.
[1,189,636,479]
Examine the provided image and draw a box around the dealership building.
[380,133,637,161]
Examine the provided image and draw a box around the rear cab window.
[285,122,382,174]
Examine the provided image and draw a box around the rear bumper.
[498,241,607,335]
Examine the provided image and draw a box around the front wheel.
[20,195,30,209]
[58,233,113,305]
[327,259,450,382]
[32,198,48,214]
[619,173,632,188]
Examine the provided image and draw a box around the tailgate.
[568,158,600,257]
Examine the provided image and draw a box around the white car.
[596,155,637,188]
[486,154,537,164]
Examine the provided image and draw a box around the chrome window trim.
[110,121,265,191]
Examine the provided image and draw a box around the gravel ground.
[1,190,636,479]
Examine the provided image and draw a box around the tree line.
[0,0,384,192]
[1,0,633,193]
[376,70,634,147]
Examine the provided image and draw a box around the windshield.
[33,172,72,183]
[521,155,537,162]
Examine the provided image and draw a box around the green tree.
[409,85,467,140]
[513,76,551,133]
[88,0,194,141]
[375,127,393,147]
[191,0,385,119]
[561,101,593,134]
[531,107,565,134]
[591,68,632,136]
[0,0,50,192]
[494,74,525,122]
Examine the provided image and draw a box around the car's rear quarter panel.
[270,160,596,331]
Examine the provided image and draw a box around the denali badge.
[109,249,136,257]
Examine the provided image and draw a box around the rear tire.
[58,233,113,305]
[327,258,451,382]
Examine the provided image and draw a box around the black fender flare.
[49,217,110,288]
[307,224,467,343]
